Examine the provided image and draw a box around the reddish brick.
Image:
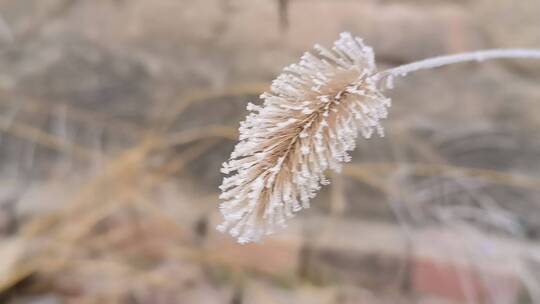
[412,256,521,303]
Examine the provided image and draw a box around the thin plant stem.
[376,49,540,87]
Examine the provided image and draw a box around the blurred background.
[0,0,539,303]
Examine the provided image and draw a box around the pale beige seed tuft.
[218,32,391,243]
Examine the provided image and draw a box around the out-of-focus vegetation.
[0,0,540,303]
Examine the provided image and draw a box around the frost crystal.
[218,32,391,243]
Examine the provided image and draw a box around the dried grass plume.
[218,33,391,243]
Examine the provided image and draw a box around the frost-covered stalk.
[376,49,540,89]
[218,32,540,244]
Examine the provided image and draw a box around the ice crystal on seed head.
[218,32,391,243]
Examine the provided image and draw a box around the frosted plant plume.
[218,32,540,244]
[218,33,390,243]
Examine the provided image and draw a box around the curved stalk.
[376,49,540,88]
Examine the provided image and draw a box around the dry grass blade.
[158,83,270,132]
[162,125,237,148]
[0,91,141,138]
[1,135,220,292]
[0,115,96,161]
[343,162,540,191]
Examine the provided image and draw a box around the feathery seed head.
[218,32,391,243]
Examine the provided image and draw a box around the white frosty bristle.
[218,32,390,243]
